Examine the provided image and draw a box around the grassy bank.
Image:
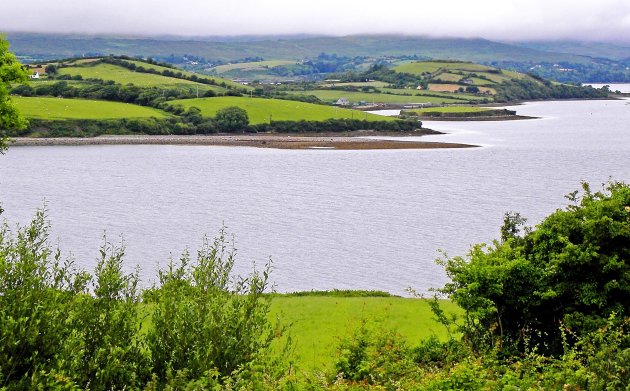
[269,295,461,371]
[58,63,226,93]
[13,96,168,120]
[170,96,395,124]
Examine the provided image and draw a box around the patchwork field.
[13,96,168,120]
[58,64,227,93]
[394,61,498,75]
[268,296,461,371]
[428,84,496,94]
[126,60,247,89]
[393,61,538,93]
[169,96,395,123]
[301,90,475,105]
[321,81,390,88]
[211,60,296,74]
[408,106,493,114]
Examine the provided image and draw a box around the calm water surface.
[1,97,629,295]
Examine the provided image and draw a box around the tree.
[214,106,249,133]
[438,181,630,356]
[44,63,57,75]
[1,35,29,153]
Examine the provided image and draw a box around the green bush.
[0,209,282,389]
[438,181,630,355]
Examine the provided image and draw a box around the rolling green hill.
[298,90,473,105]
[394,60,533,86]
[169,97,395,123]
[13,96,168,120]
[212,60,296,74]
[57,63,228,93]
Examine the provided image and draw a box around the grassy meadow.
[125,60,248,90]
[211,60,296,74]
[394,61,498,75]
[58,63,227,93]
[170,96,395,123]
[268,295,461,371]
[408,106,493,114]
[13,96,168,120]
[299,90,471,105]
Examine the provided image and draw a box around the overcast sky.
[3,0,630,42]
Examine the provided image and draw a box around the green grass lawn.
[169,96,394,124]
[13,96,168,120]
[301,90,476,105]
[269,296,461,371]
[58,64,226,93]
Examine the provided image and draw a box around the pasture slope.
[268,295,461,371]
[12,96,168,120]
[170,96,395,124]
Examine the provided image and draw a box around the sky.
[3,0,630,42]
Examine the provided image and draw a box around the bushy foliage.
[214,106,250,132]
[438,181,630,355]
[251,118,420,133]
[0,209,281,389]
[334,322,420,390]
[145,230,274,382]
[1,35,30,151]
[0,211,145,390]
[494,78,608,102]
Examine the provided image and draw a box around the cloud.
[2,0,630,42]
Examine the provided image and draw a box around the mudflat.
[10,134,476,150]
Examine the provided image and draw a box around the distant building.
[30,71,40,79]
[461,78,473,85]
[335,98,350,106]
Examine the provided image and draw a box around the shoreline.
[9,133,478,150]
[417,115,538,122]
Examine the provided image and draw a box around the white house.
[335,97,350,106]
[30,71,40,79]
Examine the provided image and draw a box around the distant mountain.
[513,41,630,61]
[7,33,592,64]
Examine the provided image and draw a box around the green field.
[13,96,168,120]
[211,60,296,74]
[434,72,464,83]
[379,87,486,101]
[268,296,461,371]
[301,90,475,105]
[321,81,389,88]
[169,96,394,123]
[394,61,537,90]
[395,61,497,75]
[126,60,247,89]
[58,64,227,93]
[409,106,493,114]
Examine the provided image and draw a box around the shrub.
[438,181,630,355]
[145,229,274,384]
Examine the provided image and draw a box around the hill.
[12,96,167,120]
[7,33,591,64]
[169,96,394,124]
